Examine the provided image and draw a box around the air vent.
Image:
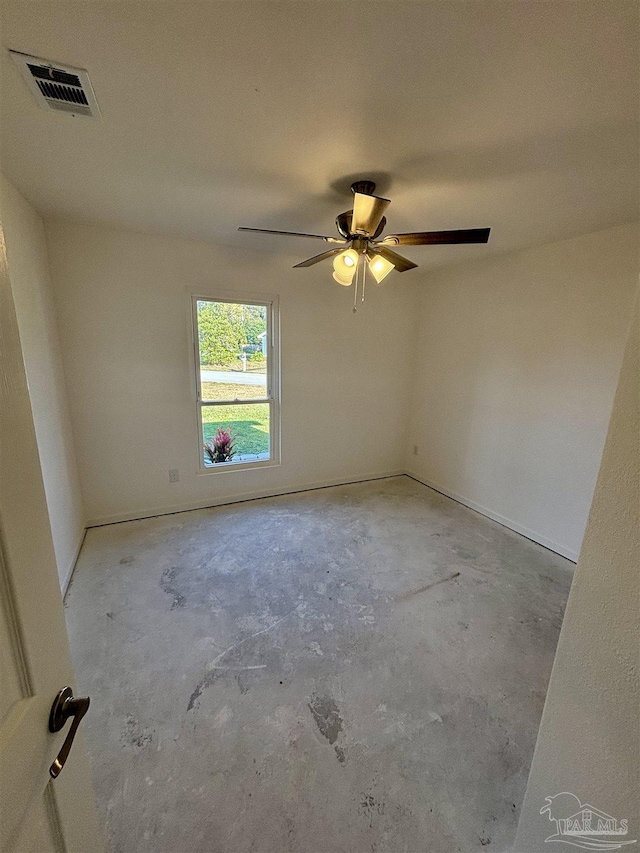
[10,51,100,119]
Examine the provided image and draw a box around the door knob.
[48,687,90,779]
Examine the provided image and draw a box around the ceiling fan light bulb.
[368,254,395,283]
[333,248,359,279]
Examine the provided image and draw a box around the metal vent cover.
[10,51,100,119]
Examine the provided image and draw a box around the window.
[192,294,279,470]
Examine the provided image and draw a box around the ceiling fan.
[239,180,490,308]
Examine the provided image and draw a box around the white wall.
[44,219,419,525]
[406,223,638,560]
[37,214,636,558]
[514,291,639,851]
[0,175,85,590]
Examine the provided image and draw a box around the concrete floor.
[65,476,572,853]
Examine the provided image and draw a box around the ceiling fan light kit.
[239,180,491,311]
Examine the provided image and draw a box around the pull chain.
[352,255,360,312]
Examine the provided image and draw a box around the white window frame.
[190,291,280,474]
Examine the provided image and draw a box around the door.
[0,224,103,851]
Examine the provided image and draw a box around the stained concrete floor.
[65,476,572,853]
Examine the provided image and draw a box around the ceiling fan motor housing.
[336,209,387,240]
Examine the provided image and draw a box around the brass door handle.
[48,687,90,779]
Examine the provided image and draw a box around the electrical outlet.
[168,469,179,483]
[413,445,419,456]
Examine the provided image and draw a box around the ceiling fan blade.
[239,227,346,244]
[351,193,391,236]
[372,245,418,272]
[292,248,346,268]
[381,227,491,246]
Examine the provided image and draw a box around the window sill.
[197,456,280,475]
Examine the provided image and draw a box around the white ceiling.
[1,1,638,269]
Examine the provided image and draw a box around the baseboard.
[86,471,405,528]
[60,527,87,597]
[85,469,579,562]
[404,470,579,563]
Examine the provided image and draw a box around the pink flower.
[204,427,236,463]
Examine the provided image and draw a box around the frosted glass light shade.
[333,270,353,286]
[333,249,359,282]
[368,254,395,283]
